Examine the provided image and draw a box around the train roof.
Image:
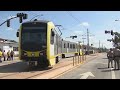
[22,19,50,24]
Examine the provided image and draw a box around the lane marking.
[80,72,95,79]
[110,68,116,79]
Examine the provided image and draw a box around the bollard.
[78,55,79,64]
[80,55,81,63]
[82,55,83,62]
[83,54,84,61]
[75,55,77,65]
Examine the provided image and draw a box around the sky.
[0,11,120,49]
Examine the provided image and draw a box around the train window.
[64,43,65,48]
[51,29,55,44]
[68,43,69,48]
[73,44,75,49]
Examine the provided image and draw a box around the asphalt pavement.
[57,53,120,79]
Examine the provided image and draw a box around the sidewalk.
[0,57,20,66]
[0,57,19,61]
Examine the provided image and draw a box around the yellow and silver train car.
[16,19,83,67]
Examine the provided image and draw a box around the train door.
[50,29,55,56]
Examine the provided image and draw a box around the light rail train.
[16,19,94,67]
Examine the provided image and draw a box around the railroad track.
[26,54,101,79]
[0,53,101,79]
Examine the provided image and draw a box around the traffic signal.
[19,17,23,23]
[17,13,24,17]
[17,13,20,17]
[7,20,10,27]
[107,39,112,42]
[17,13,28,23]
[74,36,77,38]
[114,35,119,43]
[111,30,114,35]
[70,36,77,39]
[105,30,110,34]
[23,14,27,19]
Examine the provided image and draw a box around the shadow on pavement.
[101,68,119,72]
[101,69,112,72]
[0,61,53,73]
[97,67,108,69]
[90,55,96,56]
[102,58,108,59]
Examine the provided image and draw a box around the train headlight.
[31,53,35,56]
[39,52,43,56]
[24,52,27,56]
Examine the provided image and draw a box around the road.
[0,54,99,79]
[1,53,119,79]
[57,53,120,79]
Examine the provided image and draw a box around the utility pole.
[102,44,103,52]
[99,40,100,52]
[82,38,86,45]
[99,40,100,49]
[87,28,90,55]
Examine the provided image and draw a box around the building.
[0,38,18,56]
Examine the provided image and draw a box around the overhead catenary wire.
[66,11,81,24]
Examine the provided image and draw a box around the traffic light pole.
[0,16,18,27]
[87,28,90,55]
[0,13,27,27]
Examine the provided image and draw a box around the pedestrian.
[7,50,10,61]
[113,47,120,70]
[10,50,14,60]
[0,48,2,62]
[2,50,6,61]
[107,48,114,68]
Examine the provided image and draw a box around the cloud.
[80,22,90,27]
[6,27,14,31]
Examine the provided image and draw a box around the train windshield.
[21,26,47,51]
